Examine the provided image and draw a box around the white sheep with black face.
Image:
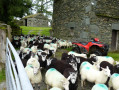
[91,84,108,90]
[45,68,70,90]
[108,73,119,90]
[80,62,111,87]
[25,57,42,88]
[90,54,114,65]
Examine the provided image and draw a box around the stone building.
[21,13,48,27]
[52,0,119,51]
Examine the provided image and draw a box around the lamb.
[91,84,108,90]
[108,73,119,90]
[45,68,70,90]
[80,64,111,87]
[25,57,42,88]
[90,54,114,65]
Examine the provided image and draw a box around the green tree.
[0,0,32,23]
[33,0,53,18]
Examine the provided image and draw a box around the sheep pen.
[15,41,117,90]
[16,48,96,90]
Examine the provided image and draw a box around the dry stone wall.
[0,23,12,64]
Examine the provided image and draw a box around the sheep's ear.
[92,61,95,64]
[67,76,71,81]
[30,56,33,59]
[106,66,109,70]
[101,67,104,70]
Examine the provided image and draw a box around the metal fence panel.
[6,38,33,90]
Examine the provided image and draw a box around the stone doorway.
[111,29,118,50]
[25,19,27,26]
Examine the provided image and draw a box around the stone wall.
[53,0,119,51]
[0,23,12,64]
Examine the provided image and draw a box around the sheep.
[91,84,108,90]
[90,54,114,65]
[25,57,42,88]
[108,73,119,90]
[68,51,87,58]
[46,58,77,74]
[63,68,78,90]
[31,45,38,54]
[44,43,51,49]
[45,68,70,90]
[75,56,97,72]
[50,87,62,90]
[80,64,111,87]
[37,52,47,69]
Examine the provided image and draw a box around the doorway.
[111,29,118,50]
[25,19,27,26]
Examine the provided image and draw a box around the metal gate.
[6,38,33,90]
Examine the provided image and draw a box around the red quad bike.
[72,38,109,56]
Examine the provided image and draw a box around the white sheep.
[80,64,111,87]
[31,45,38,53]
[68,51,87,58]
[108,73,119,90]
[91,84,108,90]
[80,61,99,71]
[90,54,114,65]
[50,87,62,90]
[45,68,70,90]
[44,43,51,49]
[25,57,42,87]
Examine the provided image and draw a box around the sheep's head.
[33,66,39,75]
[41,52,47,61]
[47,58,52,66]
[69,71,78,84]
[75,56,80,63]
[102,66,111,77]
[61,79,69,90]
[69,62,77,71]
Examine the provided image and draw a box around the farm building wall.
[52,0,119,51]
[21,13,49,27]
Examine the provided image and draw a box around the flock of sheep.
[12,35,119,90]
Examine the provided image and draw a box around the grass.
[20,26,52,36]
[108,51,119,61]
[0,69,6,83]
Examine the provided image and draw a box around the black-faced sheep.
[63,68,78,90]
